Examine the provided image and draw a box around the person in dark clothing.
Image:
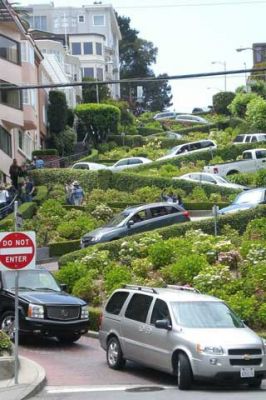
[25,177,35,202]
[9,159,20,189]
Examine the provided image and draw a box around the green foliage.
[54,262,88,292]
[75,103,120,147]
[57,215,97,240]
[212,91,236,115]
[228,92,258,118]
[88,307,102,332]
[148,241,176,269]
[91,204,114,222]
[33,185,48,205]
[193,264,232,292]
[162,254,208,285]
[72,272,101,306]
[47,90,68,134]
[82,77,110,103]
[104,265,132,294]
[32,149,58,156]
[49,240,80,257]
[0,330,12,356]
[246,96,266,131]
[105,99,135,127]
[244,217,266,241]
[191,187,209,202]
[49,126,76,156]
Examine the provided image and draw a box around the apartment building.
[0,0,46,180]
[23,2,121,98]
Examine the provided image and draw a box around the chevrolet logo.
[243,354,251,360]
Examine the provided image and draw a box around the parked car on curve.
[99,285,266,390]
[233,133,266,145]
[204,148,266,177]
[158,140,216,161]
[218,187,266,215]
[109,157,152,172]
[153,111,176,120]
[175,114,209,125]
[0,269,89,343]
[173,172,248,190]
[80,202,190,247]
[71,162,108,171]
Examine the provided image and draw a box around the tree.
[47,91,68,133]
[117,14,172,111]
[228,92,258,118]
[82,77,110,103]
[212,91,235,115]
[246,96,266,131]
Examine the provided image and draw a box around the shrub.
[0,330,12,355]
[91,204,114,221]
[193,264,232,292]
[148,241,176,269]
[57,215,97,240]
[49,240,80,257]
[246,96,266,131]
[104,265,132,294]
[89,307,102,332]
[191,187,209,202]
[72,272,102,306]
[32,149,58,156]
[33,186,48,205]
[54,262,87,292]
[162,254,209,285]
[228,92,258,118]
[244,217,266,241]
[212,91,236,115]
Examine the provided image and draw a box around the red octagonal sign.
[0,232,35,270]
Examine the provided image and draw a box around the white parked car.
[71,162,108,171]
[174,172,248,190]
[158,140,217,161]
[175,114,209,124]
[233,133,266,144]
[109,157,152,172]
[153,111,176,120]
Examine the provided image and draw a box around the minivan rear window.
[106,291,129,315]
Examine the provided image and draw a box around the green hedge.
[30,168,237,198]
[33,186,48,205]
[137,127,163,136]
[32,149,58,156]
[58,205,266,266]
[89,307,102,332]
[78,149,99,162]
[0,201,37,231]
[108,135,144,147]
[49,239,81,257]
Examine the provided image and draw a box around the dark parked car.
[218,187,266,215]
[0,269,89,343]
[81,202,190,247]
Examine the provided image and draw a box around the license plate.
[240,367,255,378]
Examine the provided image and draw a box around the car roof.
[124,202,181,213]
[117,157,151,162]
[237,187,265,195]
[114,286,220,303]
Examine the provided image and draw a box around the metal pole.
[14,200,19,384]
[224,62,227,92]
[96,83,99,103]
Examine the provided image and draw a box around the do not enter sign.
[0,232,36,270]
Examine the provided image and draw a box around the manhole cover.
[126,386,164,393]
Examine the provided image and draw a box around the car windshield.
[105,211,129,227]
[167,146,181,155]
[234,190,262,204]
[214,175,230,184]
[171,301,244,328]
[2,270,61,292]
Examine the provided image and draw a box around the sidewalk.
[0,356,46,400]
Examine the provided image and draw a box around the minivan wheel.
[177,353,193,390]
[107,337,125,370]
[248,378,262,388]
[0,311,15,340]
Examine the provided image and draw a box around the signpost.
[0,230,36,384]
[212,205,219,236]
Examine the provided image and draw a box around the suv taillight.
[182,211,190,219]
[98,312,103,330]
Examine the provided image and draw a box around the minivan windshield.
[2,270,61,292]
[105,211,130,227]
[171,301,244,328]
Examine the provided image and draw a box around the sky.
[19,0,266,112]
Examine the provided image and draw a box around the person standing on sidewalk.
[9,159,21,189]
[70,181,85,206]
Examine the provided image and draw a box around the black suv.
[0,269,89,343]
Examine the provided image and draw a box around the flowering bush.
[91,204,114,221]
[193,264,232,292]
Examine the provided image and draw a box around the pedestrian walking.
[25,176,35,202]
[9,159,20,189]
[70,181,85,206]
[35,156,45,169]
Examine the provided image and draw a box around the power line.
[115,0,266,9]
[0,68,265,91]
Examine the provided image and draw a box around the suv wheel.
[0,311,15,340]
[177,353,193,390]
[57,334,81,344]
[107,337,125,370]
[248,378,262,388]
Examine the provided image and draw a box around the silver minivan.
[99,285,266,390]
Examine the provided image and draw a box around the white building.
[23,2,121,98]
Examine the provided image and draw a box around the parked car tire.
[248,378,262,388]
[177,353,193,390]
[0,311,15,340]
[107,336,125,370]
[57,334,81,344]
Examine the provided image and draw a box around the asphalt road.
[19,335,266,400]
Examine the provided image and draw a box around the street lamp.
[211,61,227,91]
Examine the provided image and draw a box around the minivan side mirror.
[155,319,172,330]
[127,220,134,228]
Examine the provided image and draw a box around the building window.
[22,88,36,109]
[71,42,81,55]
[0,35,20,64]
[84,42,93,55]
[83,68,94,78]
[18,130,33,159]
[0,125,12,157]
[32,16,47,31]
[96,68,103,81]
[96,43,102,56]
[21,42,34,64]
[93,15,104,26]
[0,81,22,109]
[78,15,85,23]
